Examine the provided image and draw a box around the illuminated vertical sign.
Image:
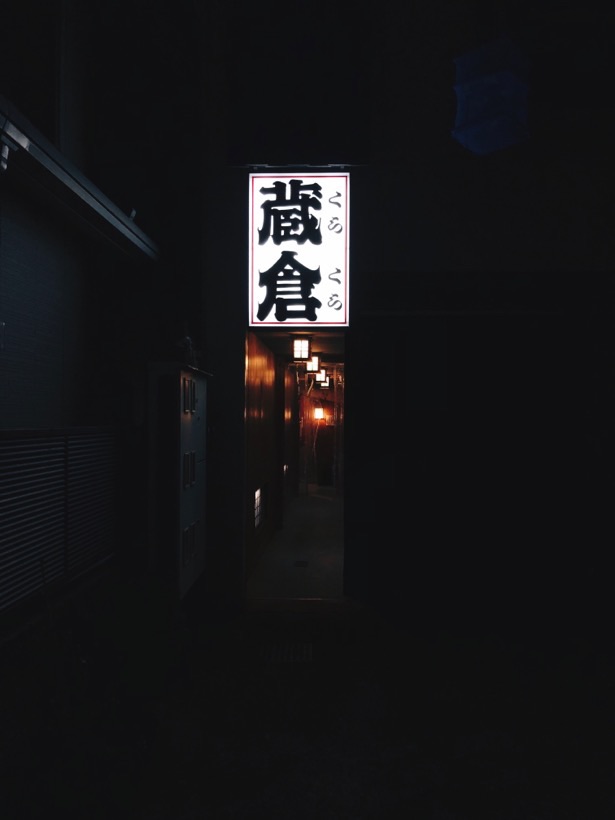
[249,172,349,327]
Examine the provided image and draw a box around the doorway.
[245,331,345,604]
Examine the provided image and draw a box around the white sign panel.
[249,172,349,327]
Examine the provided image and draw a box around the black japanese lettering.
[257,251,322,322]
[258,180,322,245]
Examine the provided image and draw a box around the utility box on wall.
[148,363,208,600]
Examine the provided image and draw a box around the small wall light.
[315,368,327,383]
[293,337,311,361]
[306,354,320,372]
[314,406,325,421]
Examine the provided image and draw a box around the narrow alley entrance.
[245,331,345,604]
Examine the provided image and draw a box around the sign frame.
[249,172,350,328]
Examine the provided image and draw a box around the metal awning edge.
[0,96,159,261]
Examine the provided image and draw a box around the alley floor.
[1,490,614,818]
[246,484,344,603]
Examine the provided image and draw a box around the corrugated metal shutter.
[0,436,66,610]
[0,429,117,612]
[67,431,116,574]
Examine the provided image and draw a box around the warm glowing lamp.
[306,354,320,372]
[314,406,325,420]
[293,337,311,361]
[315,368,327,383]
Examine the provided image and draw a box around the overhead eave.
[0,96,159,261]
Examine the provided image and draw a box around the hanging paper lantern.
[452,37,529,155]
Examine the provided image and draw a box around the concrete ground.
[1,488,614,818]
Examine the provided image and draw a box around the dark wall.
[79,0,206,362]
[224,0,371,166]
[0,189,88,428]
[283,362,301,500]
[333,2,613,648]
[245,331,280,570]
[0,1,61,146]
[345,307,613,646]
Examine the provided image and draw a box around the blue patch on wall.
[452,37,529,155]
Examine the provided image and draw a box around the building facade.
[2,0,613,644]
